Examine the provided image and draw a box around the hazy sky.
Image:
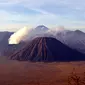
[0,0,85,31]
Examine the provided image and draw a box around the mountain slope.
[3,42,25,56]
[55,30,85,54]
[0,31,25,56]
[0,32,14,55]
[9,37,85,62]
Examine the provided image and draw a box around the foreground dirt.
[0,61,85,85]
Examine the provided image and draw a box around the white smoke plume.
[9,26,33,44]
[47,26,65,35]
[8,25,65,44]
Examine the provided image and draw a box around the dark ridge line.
[29,38,41,60]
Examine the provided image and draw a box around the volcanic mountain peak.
[75,30,82,33]
[74,30,85,35]
[9,37,85,62]
[35,25,49,31]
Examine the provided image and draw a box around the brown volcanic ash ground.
[9,37,85,62]
[0,61,85,85]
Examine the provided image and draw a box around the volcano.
[9,37,85,62]
[35,25,48,31]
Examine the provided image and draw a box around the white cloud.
[0,0,85,31]
[1,0,85,10]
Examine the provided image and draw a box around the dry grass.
[0,61,85,85]
[68,68,85,85]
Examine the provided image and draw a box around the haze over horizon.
[0,0,85,31]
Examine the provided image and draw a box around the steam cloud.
[9,26,33,44]
[8,26,65,44]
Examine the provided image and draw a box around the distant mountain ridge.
[0,31,13,55]
[55,30,85,54]
[0,31,25,56]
